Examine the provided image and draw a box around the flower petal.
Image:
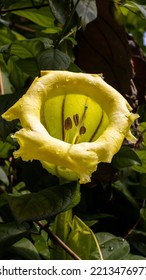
[2,71,139,183]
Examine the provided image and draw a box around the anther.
[72,103,88,144]
[64,117,72,130]
[79,126,86,135]
[73,114,79,126]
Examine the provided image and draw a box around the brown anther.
[64,117,72,130]
[73,114,79,126]
[79,126,86,135]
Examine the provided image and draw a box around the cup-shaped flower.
[2,71,139,184]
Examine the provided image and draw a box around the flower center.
[43,93,109,144]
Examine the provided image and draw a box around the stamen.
[72,104,88,144]
[65,117,72,130]
[80,126,86,135]
[81,105,88,124]
[74,126,87,144]
[64,117,72,143]
[73,114,79,126]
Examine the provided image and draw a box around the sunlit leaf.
[10,40,44,59]
[67,216,101,260]
[132,150,146,173]
[124,1,146,19]
[10,0,55,28]
[74,0,97,29]
[50,209,73,260]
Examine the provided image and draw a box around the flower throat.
[44,94,109,144]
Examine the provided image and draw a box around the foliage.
[0,0,146,260]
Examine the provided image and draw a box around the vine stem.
[54,0,81,49]
[37,220,81,260]
[0,4,49,15]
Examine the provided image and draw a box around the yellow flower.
[2,71,138,184]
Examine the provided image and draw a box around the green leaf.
[42,27,62,34]
[112,146,141,168]
[9,237,41,260]
[0,167,9,186]
[128,230,146,257]
[140,207,146,220]
[49,0,69,24]
[0,222,29,257]
[50,209,73,260]
[131,123,146,173]
[36,37,53,49]
[53,209,72,244]
[125,1,146,19]
[112,180,138,208]
[32,230,50,260]
[0,27,16,46]
[0,193,8,208]
[66,216,101,260]
[37,49,70,70]
[15,58,39,77]
[95,232,130,260]
[136,175,146,199]
[132,150,146,173]
[6,182,80,223]
[67,62,82,72]
[10,40,44,59]
[123,253,146,260]
[73,0,97,29]
[10,1,55,27]
[0,140,14,158]
[8,56,29,89]
[0,45,10,65]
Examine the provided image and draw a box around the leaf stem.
[90,229,103,260]
[37,220,81,260]
[54,0,81,49]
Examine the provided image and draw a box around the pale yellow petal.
[2,71,139,183]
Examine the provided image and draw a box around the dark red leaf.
[128,34,146,106]
[74,0,132,97]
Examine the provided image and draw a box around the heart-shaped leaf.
[6,182,80,223]
[37,48,70,70]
